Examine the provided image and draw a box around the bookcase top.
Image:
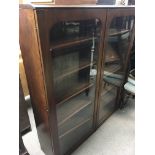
[19,4,135,10]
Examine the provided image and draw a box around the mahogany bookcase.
[19,4,135,155]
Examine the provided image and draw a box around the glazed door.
[52,19,101,155]
[36,8,107,155]
[97,8,135,125]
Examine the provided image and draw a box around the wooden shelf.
[56,82,94,105]
[105,57,120,63]
[50,36,96,51]
[57,100,93,136]
[109,29,129,37]
[104,64,121,73]
[105,44,120,63]
[99,97,116,122]
[101,84,114,97]
[100,86,117,115]
[103,76,122,87]
[54,61,96,82]
[59,118,92,139]
[57,98,92,126]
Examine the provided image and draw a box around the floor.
[23,98,135,155]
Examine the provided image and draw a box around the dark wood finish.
[19,5,135,155]
[19,8,57,155]
[96,8,135,126]
[50,36,97,51]
[36,8,106,155]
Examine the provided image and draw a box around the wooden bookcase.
[19,4,135,155]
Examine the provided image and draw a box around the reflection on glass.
[50,19,101,155]
[50,19,101,43]
[104,16,134,87]
[59,119,93,155]
[56,85,95,155]
[99,82,117,121]
[57,86,95,136]
[99,16,134,122]
[52,42,98,104]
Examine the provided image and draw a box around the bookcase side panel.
[19,7,54,155]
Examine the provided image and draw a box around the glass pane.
[105,16,134,87]
[52,42,98,104]
[99,83,117,121]
[50,19,101,44]
[51,19,101,105]
[50,19,101,154]
[98,16,134,122]
[59,119,93,155]
[56,86,95,136]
